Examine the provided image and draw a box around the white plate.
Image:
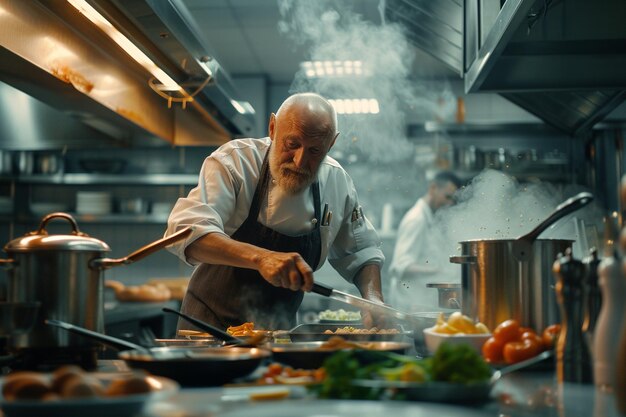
[0,375,178,417]
[217,399,492,417]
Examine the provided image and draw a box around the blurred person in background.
[388,171,462,311]
[165,93,385,330]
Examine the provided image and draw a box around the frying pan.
[46,319,270,387]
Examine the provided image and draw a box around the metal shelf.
[2,173,198,186]
[16,212,170,224]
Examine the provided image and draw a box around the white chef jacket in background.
[388,197,459,310]
[165,137,384,283]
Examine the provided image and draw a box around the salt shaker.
[582,248,602,351]
[592,251,625,390]
[553,248,592,383]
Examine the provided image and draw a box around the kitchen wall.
[1,74,620,312]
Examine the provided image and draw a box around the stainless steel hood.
[0,0,255,148]
[386,0,626,136]
[384,0,464,76]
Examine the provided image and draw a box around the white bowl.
[423,327,491,355]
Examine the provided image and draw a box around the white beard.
[268,145,315,195]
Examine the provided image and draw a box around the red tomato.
[542,324,561,349]
[482,336,505,363]
[493,320,521,344]
[503,337,543,364]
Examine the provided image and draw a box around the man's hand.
[257,251,314,292]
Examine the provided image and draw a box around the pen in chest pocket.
[321,203,332,226]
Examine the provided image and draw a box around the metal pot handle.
[31,212,87,236]
[90,226,192,269]
[449,255,477,264]
[0,258,16,269]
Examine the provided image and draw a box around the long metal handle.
[449,255,477,264]
[517,192,594,244]
[46,319,148,352]
[91,226,192,269]
[162,307,239,343]
[311,283,410,321]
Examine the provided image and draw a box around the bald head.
[268,93,339,194]
[275,93,338,142]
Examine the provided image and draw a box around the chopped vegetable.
[310,343,491,400]
[428,342,492,384]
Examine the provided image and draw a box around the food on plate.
[105,280,171,302]
[311,343,491,400]
[323,326,400,335]
[1,368,158,402]
[256,362,326,385]
[59,375,105,398]
[482,319,560,364]
[318,309,361,321]
[106,375,153,396]
[318,336,377,350]
[2,372,51,401]
[227,322,255,336]
[431,312,490,335]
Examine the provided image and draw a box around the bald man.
[165,93,385,330]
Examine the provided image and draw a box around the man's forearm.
[185,232,270,270]
[353,264,384,303]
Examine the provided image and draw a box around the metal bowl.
[0,302,40,336]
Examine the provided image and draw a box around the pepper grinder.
[592,250,625,390]
[553,248,592,384]
[582,248,602,354]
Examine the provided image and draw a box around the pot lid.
[3,213,110,252]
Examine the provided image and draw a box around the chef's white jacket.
[388,197,459,310]
[165,137,384,283]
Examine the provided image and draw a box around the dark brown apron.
[178,151,322,330]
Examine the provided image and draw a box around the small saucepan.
[46,319,270,387]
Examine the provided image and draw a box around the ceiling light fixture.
[329,99,380,115]
[301,60,363,78]
[67,0,182,92]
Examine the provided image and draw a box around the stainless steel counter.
[142,371,621,417]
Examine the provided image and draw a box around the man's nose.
[293,148,306,168]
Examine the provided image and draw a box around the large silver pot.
[450,192,593,332]
[0,212,191,353]
[450,238,572,332]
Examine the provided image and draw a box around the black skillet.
[45,319,270,386]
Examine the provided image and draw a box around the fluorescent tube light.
[329,99,380,115]
[301,60,364,78]
[67,0,182,92]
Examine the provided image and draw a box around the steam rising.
[438,170,562,244]
[277,0,449,162]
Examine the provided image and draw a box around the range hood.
[386,0,626,136]
[0,0,255,148]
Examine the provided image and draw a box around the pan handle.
[90,226,192,269]
[449,255,477,264]
[46,319,149,353]
[162,307,240,344]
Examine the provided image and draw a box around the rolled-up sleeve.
[327,175,385,282]
[165,155,239,265]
